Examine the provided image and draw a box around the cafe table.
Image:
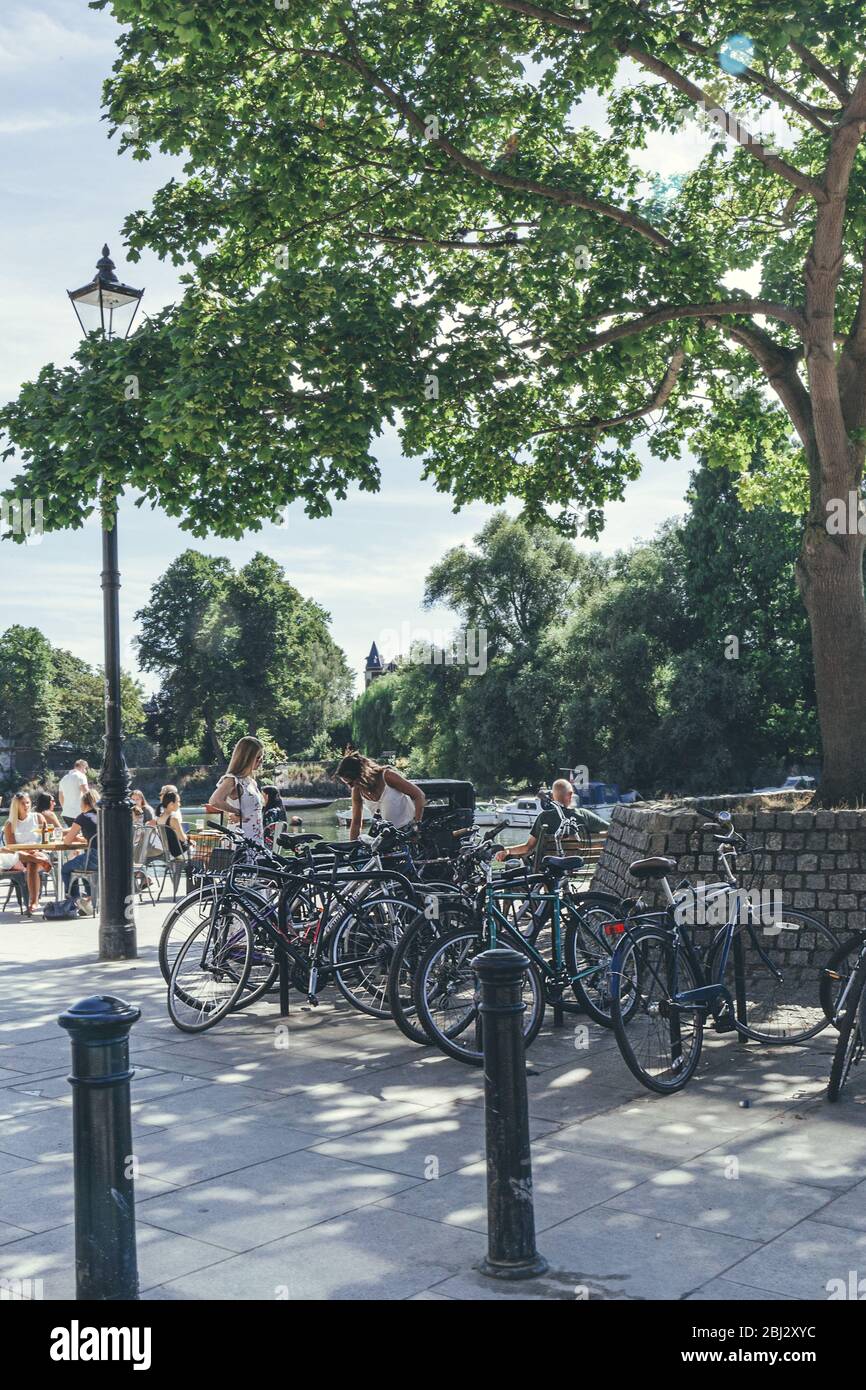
[10,840,88,903]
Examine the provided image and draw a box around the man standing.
[496,778,609,868]
[58,760,89,827]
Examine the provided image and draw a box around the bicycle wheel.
[414,926,545,1066]
[330,894,419,1017]
[828,954,866,1101]
[388,897,474,1044]
[707,909,837,1044]
[611,924,704,1094]
[167,908,252,1033]
[159,883,275,983]
[564,902,638,1027]
[820,933,866,1024]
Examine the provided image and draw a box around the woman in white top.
[209,736,265,841]
[3,792,51,914]
[335,751,426,841]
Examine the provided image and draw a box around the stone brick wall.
[592,794,866,940]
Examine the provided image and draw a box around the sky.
[0,2,718,695]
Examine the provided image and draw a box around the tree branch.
[483,1,825,196]
[560,299,805,358]
[789,41,853,103]
[531,344,686,435]
[305,35,672,250]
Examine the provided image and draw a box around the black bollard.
[58,995,141,1300]
[472,947,548,1280]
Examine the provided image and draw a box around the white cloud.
[0,9,115,72]
[0,111,88,136]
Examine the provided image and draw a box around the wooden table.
[9,841,88,901]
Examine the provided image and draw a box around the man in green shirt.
[495,778,609,868]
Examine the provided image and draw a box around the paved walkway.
[1,898,865,1300]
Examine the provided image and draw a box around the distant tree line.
[135,550,352,765]
[352,464,819,796]
[0,625,147,780]
[0,551,353,782]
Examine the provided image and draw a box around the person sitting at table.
[153,789,189,858]
[61,790,99,915]
[131,788,155,824]
[34,792,63,834]
[3,791,52,915]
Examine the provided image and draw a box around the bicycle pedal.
[307,994,319,1007]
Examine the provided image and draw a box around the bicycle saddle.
[277,832,321,847]
[628,856,676,881]
[542,855,585,873]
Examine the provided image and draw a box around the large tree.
[135,550,233,759]
[135,549,352,757]
[2,3,866,798]
[0,627,57,757]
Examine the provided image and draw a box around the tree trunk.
[797,520,866,805]
[203,706,224,764]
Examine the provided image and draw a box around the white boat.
[474,796,549,828]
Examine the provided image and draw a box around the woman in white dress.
[335,752,426,841]
[209,736,265,841]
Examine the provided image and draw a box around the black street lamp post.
[68,246,144,961]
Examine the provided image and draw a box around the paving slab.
[0,1218,232,1299]
[694,1108,866,1190]
[131,1111,325,1186]
[601,1161,834,1241]
[719,1219,866,1300]
[143,1206,485,1301]
[138,1148,422,1251]
[540,1090,781,1164]
[378,1145,660,1233]
[809,1177,866,1233]
[0,1104,165,1164]
[436,1207,759,1301]
[311,1105,558,1180]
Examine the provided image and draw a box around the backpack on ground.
[43,897,80,921]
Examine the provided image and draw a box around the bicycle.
[411,830,638,1065]
[166,823,424,1032]
[826,936,866,1100]
[609,805,839,1094]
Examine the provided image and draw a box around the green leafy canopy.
[2,2,864,537]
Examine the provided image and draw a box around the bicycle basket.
[187,833,233,883]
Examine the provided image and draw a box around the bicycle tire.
[414,926,545,1066]
[330,894,419,1017]
[563,899,637,1027]
[388,897,475,1044]
[707,908,836,1044]
[820,932,866,1025]
[158,882,275,984]
[611,923,704,1094]
[828,954,866,1101]
[167,910,253,1033]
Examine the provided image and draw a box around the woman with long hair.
[209,736,265,840]
[3,792,51,914]
[34,792,63,833]
[154,789,188,858]
[334,751,425,841]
